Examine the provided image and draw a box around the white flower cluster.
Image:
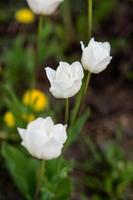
[46,38,112,98]
[18,0,112,161]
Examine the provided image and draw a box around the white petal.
[92,43,109,65]
[24,129,49,158]
[27,0,64,15]
[81,47,95,71]
[27,117,42,130]
[62,80,82,98]
[71,61,84,80]
[102,42,111,52]
[80,41,85,51]
[51,124,67,144]
[56,62,70,80]
[49,85,63,98]
[88,37,95,47]
[45,67,56,84]
[41,138,62,160]
[92,56,112,74]
[50,78,74,98]
[42,117,54,134]
[17,128,26,140]
[59,61,70,68]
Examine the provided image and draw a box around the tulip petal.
[88,37,95,48]
[42,117,54,134]
[93,56,112,74]
[81,47,95,70]
[56,62,71,80]
[41,138,62,160]
[80,41,85,51]
[51,124,67,144]
[45,67,56,84]
[62,80,82,98]
[27,117,42,129]
[17,128,26,140]
[27,0,64,15]
[103,42,111,52]
[71,61,84,80]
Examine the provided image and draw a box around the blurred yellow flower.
[23,114,35,122]
[15,8,35,24]
[4,112,15,127]
[23,89,48,111]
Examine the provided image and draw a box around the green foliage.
[67,108,91,147]
[1,143,72,200]
[2,143,39,200]
[2,36,35,93]
[1,85,32,130]
[38,21,66,64]
[93,0,117,27]
[82,140,133,200]
[40,158,72,200]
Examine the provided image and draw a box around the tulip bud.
[17,117,67,160]
[81,38,112,74]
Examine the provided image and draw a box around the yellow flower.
[23,89,48,112]
[4,112,15,127]
[23,114,35,122]
[15,8,35,24]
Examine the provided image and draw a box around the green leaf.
[40,177,72,200]
[40,157,72,200]
[2,143,39,200]
[66,109,91,147]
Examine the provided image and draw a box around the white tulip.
[81,38,112,74]
[26,0,64,15]
[45,61,84,98]
[17,117,67,160]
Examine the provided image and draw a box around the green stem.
[65,99,69,124]
[0,132,19,142]
[37,15,43,52]
[88,0,92,39]
[81,0,92,97]
[83,72,91,100]
[71,85,84,125]
[62,0,75,43]
[34,160,45,200]
[70,0,93,124]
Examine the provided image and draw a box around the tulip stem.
[83,72,91,99]
[80,0,92,102]
[88,0,92,39]
[34,160,45,200]
[71,85,84,125]
[62,0,75,43]
[71,0,93,123]
[37,15,43,53]
[0,132,20,141]
[65,98,69,124]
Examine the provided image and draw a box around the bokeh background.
[0,0,133,199]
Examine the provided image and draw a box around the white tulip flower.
[81,38,112,74]
[26,0,64,15]
[45,61,84,99]
[17,117,67,160]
